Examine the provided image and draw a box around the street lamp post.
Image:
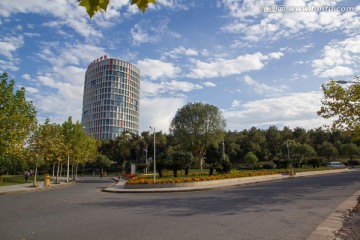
[222,139,225,160]
[287,139,295,177]
[334,80,356,84]
[286,139,291,162]
[143,147,148,174]
[150,127,156,183]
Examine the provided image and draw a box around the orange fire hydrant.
[44,173,51,187]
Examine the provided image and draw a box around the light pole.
[143,146,148,174]
[222,139,225,160]
[287,139,295,177]
[286,139,291,162]
[150,126,156,183]
[334,80,356,84]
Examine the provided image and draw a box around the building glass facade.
[82,56,140,140]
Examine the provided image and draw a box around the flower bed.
[127,170,284,185]
[126,167,339,185]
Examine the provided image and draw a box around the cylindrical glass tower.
[82,55,140,140]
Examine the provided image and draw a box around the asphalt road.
[0,171,359,240]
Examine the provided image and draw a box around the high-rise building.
[82,55,140,140]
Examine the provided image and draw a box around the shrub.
[221,160,232,173]
[307,158,323,168]
[136,163,148,172]
[262,162,275,169]
[348,160,360,165]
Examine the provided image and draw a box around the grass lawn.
[0,175,45,187]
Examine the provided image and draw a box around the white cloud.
[318,66,354,78]
[163,46,199,59]
[131,17,179,45]
[219,0,276,19]
[224,91,331,131]
[155,0,189,10]
[0,0,102,38]
[141,79,202,97]
[203,81,216,87]
[23,32,41,38]
[268,52,284,59]
[23,63,88,124]
[139,97,186,132]
[24,86,39,94]
[137,59,180,80]
[220,0,360,41]
[36,42,106,67]
[231,99,241,108]
[22,74,31,81]
[0,58,20,72]
[0,35,24,58]
[30,73,84,123]
[312,35,360,78]
[187,52,282,79]
[243,75,288,95]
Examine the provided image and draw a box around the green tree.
[317,141,338,163]
[78,0,156,18]
[106,131,145,173]
[224,131,241,163]
[70,122,97,180]
[96,154,112,176]
[292,127,310,144]
[291,143,316,168]
[318,76,360,140]
[62,117,77,182]
[340,143,358,162]
[28,119,64,185]
[265,126,283,162]
[168,151,193,178]
[204,144,223,175]
[0,72,37,172]
[170,102,226,169]
[242,127,266,158]
[243,151,258,169]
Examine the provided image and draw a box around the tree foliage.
[78,0,156,18]
[168,151,193,178]
[243,151,258,167]
[96,154,112,174]
[0,72,37,172]
[170,102,226,169]
[317,141,338,162]
[318,76,360,140]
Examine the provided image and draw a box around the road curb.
[103,168,353,193]
[307,189,360,240]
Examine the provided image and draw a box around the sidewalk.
[0,177,76,195]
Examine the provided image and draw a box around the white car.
[327,162,346,168]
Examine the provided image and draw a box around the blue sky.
[1,0,359,133]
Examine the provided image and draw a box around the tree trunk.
[185,166,189,176]
[52,163,55,177]
[75,164,78,181]
[33,158,38,187]
[173,169,178,178]
[56,160,60,184]
[66,154,70,183]
[209,167,214,176]
[71,164,74,180]
[60,164,63,176]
